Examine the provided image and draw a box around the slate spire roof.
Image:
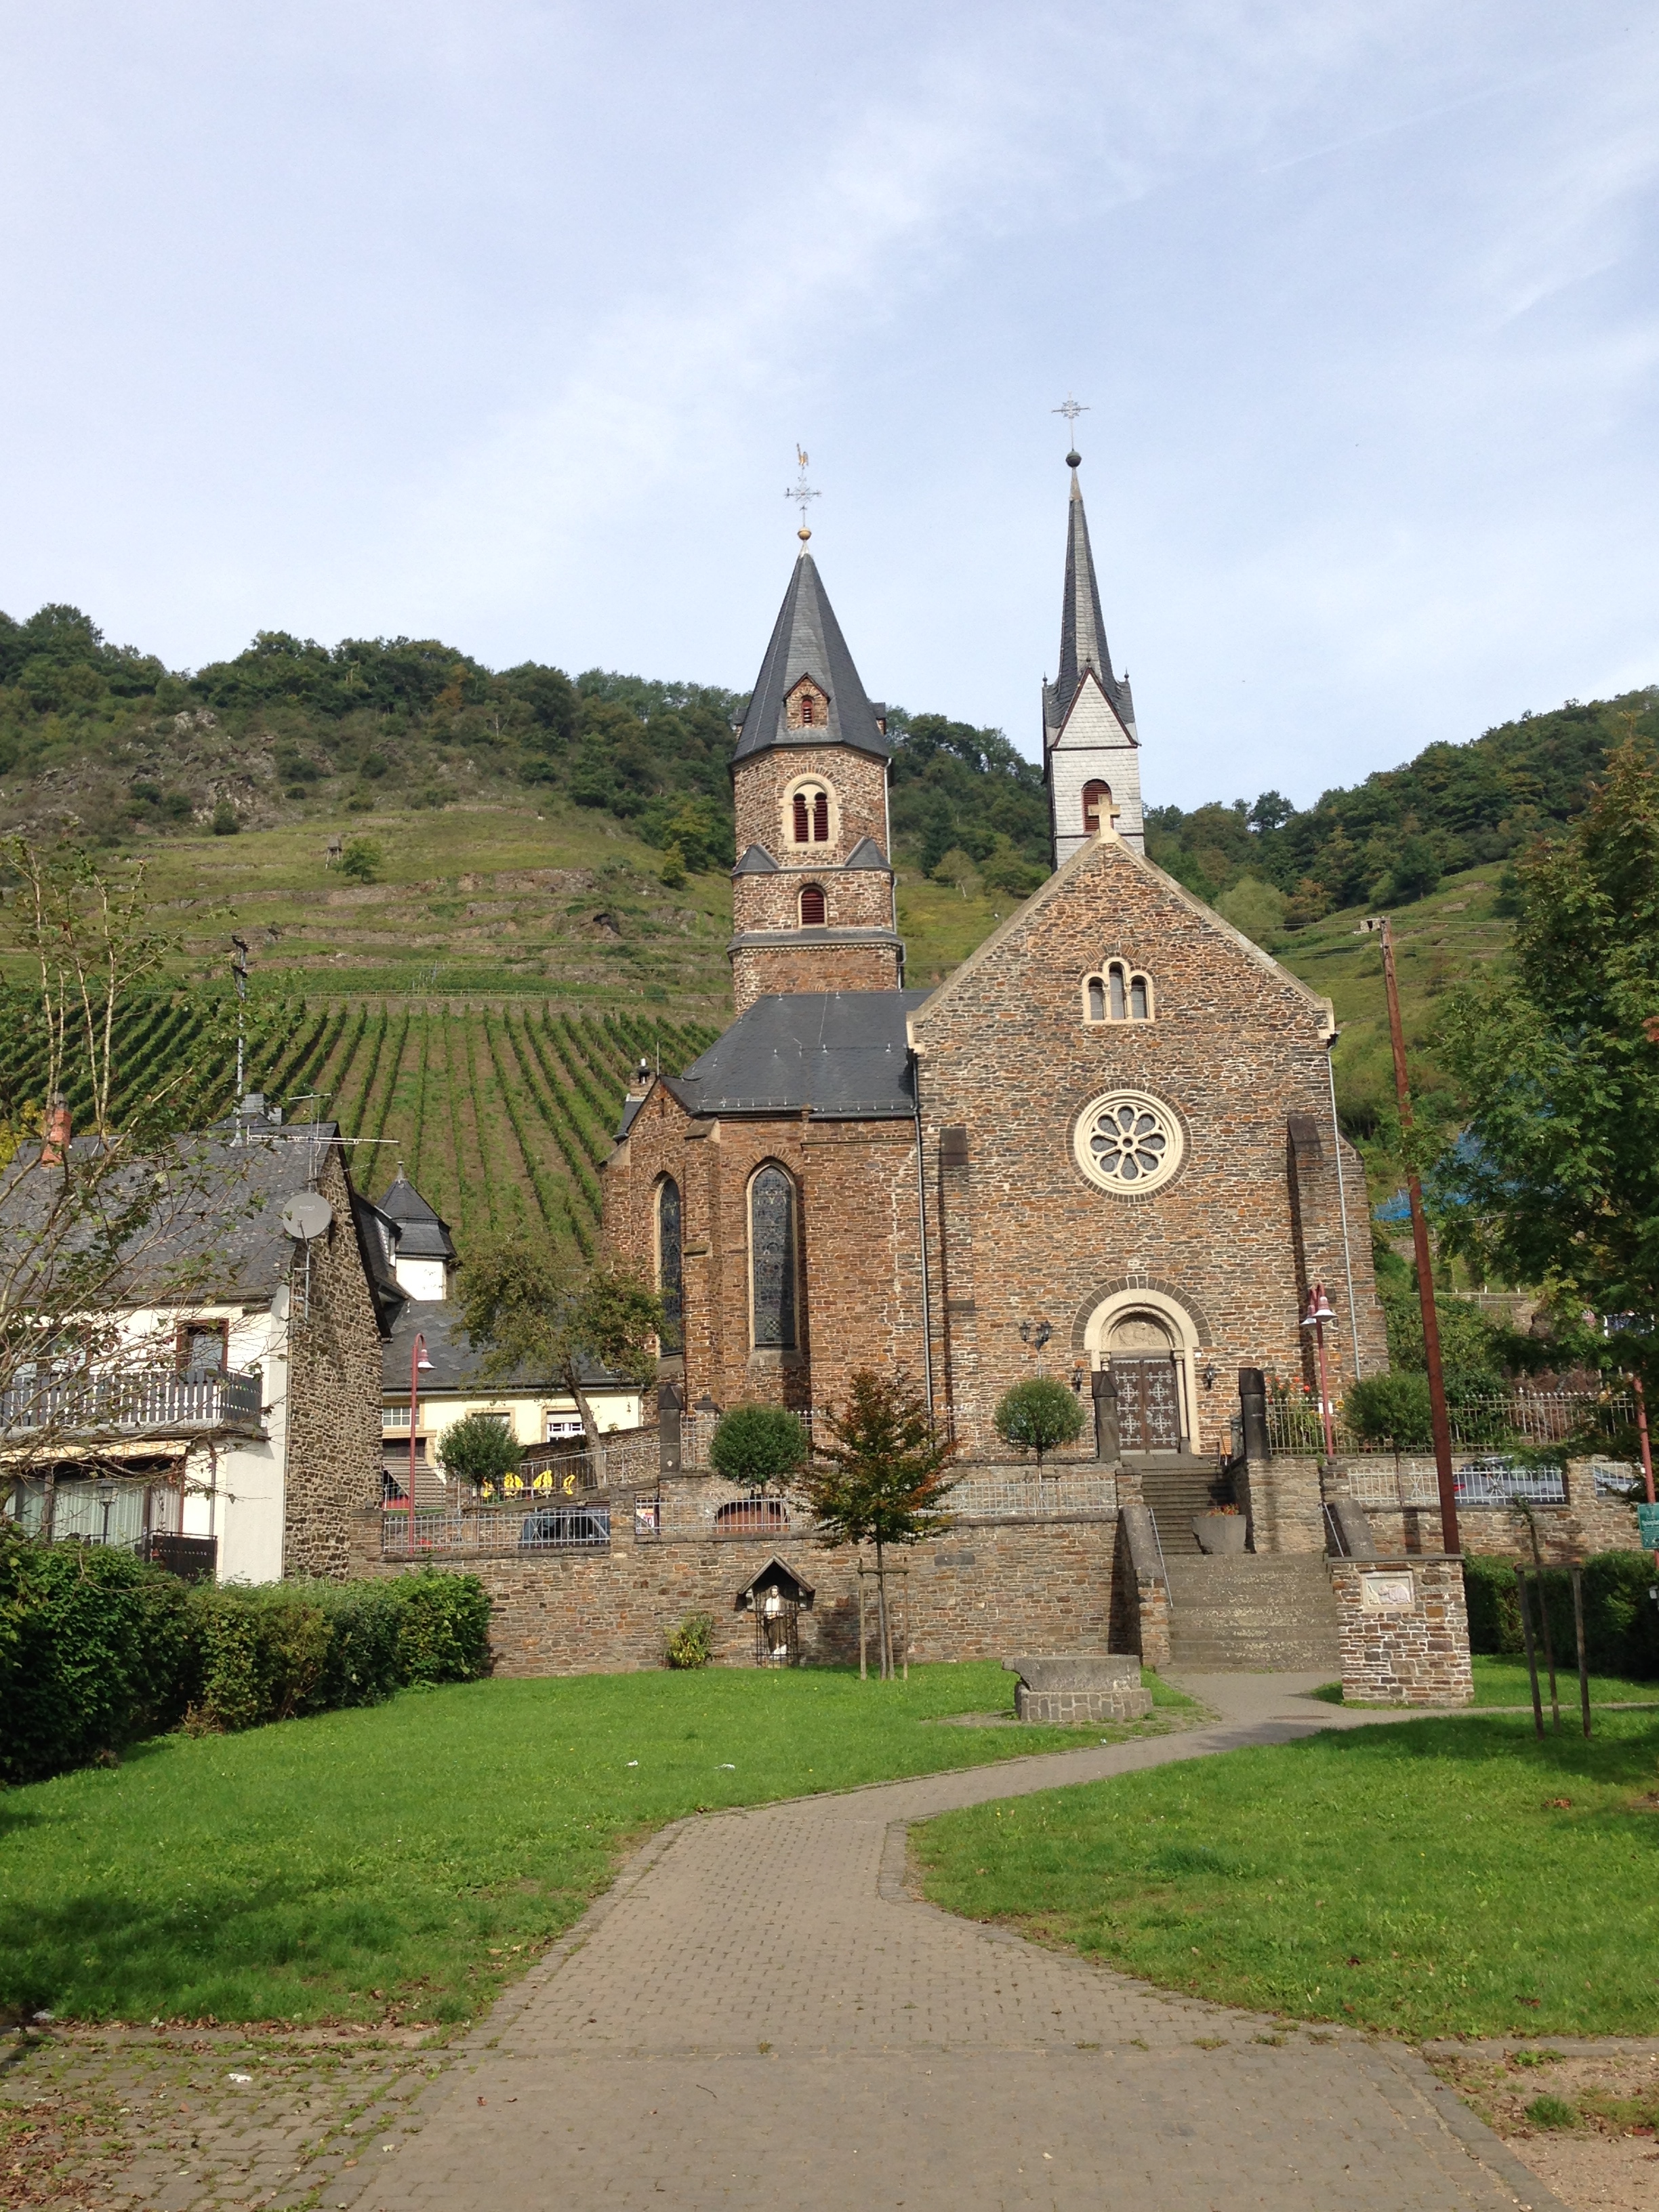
[376,1168,457,1265]
[732,552,889,764]
[1048,454,1134,739]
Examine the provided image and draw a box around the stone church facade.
[602,455,1387,1460]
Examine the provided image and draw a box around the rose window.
[1073,1089,1185,1196]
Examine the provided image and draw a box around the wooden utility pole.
[1379,916,1460,1555]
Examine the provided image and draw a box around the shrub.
[340,836,382,883]
[1347,1372,1434,1447]
[1462,1549,1659,1679]
[708,1404,809,1488]
[993,1375,1086,1467]
[211,799,240,836]
[664,1610,716,1669]
[658,842,687,889]
[0,1534,492,1777]
[438,1412,523,1491]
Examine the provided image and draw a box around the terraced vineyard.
[0,994,718,1254]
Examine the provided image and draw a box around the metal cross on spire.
[786,445,820,544]
[1052,392,1089,461]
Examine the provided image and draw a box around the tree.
[708,1404,808,1488]
[436,1411,522,1494]
[1434,739,1659,1389]
[340,837,382,884]
[991,1374,1086,1468]
[793,1370,957,1679]
[459,1232,661,1477]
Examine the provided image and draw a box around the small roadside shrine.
[735,1556,815,1666]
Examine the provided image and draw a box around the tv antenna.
[230,935,251,1096]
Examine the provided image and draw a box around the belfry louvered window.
[793,792,810,842]
[800,884,826,926]
[656,1177,682,1353]
[812,790,829,841]
[750,1167,798,1349]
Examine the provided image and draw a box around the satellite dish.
[281,1192,333,1242]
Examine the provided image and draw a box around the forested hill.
[1146,689,1659,923]
[0,600,1650,918]
[0,605,1049,892]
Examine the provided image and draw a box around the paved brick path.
[346,1675,1568,2212]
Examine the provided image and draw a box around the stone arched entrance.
[1081,1288,1200,1454]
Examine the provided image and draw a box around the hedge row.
[1462,1550,1659,1681]
[0,1534,492,1785]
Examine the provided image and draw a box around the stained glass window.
[750,1167,797,1349]
[657,1177,682,1353]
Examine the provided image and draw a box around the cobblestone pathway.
[331,1675,1565,2212]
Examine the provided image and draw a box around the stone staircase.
[1125,1456,1233,1554]
[1162,1554,1343,1671]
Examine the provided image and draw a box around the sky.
[1,1,1656,812]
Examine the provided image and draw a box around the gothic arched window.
[799,884,826,926]
[750,1166,798,1350]
[656,1176,682,1353]
[1082,780,1112,838]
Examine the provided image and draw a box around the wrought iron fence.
[380,1502,611,1558]
[0,1369,264,1439]
[1266,1391,1633,1458]
[1343,1458,1569,1511]
[949,1473,1119,1519]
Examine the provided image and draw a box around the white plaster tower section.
[1042,440,1144,865]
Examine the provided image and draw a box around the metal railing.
[1343,1458,1570,1511]
[0,1368,264,1439]
[380,1502,611,1558]
[1266,1391,1635,1458]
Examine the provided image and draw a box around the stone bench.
[1003,1654,1152,1725]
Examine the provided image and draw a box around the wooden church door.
[1111,1354,1183,1452]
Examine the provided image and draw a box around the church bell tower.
[726,537,903,1013]
[1042,438,1144,865]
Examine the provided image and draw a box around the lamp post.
[409,1332,434,1541]
[1300,1282,1338,1461]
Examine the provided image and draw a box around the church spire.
[1041,430,1144,865]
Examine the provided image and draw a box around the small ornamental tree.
[436,1412,522,1496]
[794,1370,957,1680]
[340,837,382,884]
[708,1404,809,1490]
[993,1374,1086,1468]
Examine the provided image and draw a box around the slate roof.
[376,1171,457,1264]
[731,554,890,764]
[1045,458,1134,739]
[383,1298,631,1397]
[842,836,892,872]
[733,844,779,874]
[663,991,928,1119]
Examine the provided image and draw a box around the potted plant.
[1193,1502,1248,1554]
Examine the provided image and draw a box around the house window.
[800,884,827,926]
[1082,780,1113,837]
[177,1320,228,1374]
[750,1166,798,1349]
[657,1176,683,1353]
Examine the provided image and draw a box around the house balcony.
[0,1368,266,1443]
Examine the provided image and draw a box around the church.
[603,449,1387,1464]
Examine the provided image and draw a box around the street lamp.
[1300,1282,1338,1461]
[408,1332,434,1541]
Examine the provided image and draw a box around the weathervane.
[785,445,820,543]
[1052,392,1088,464]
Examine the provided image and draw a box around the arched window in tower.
[785,679,829,731]
[750,1166,798,1350]
[1082,781,1113,838]
[799,883,827,926]
[812,788,830,842]
[655,1177,682,1353]
[793,792,810,842]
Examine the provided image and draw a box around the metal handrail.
[1147,1506,1172,1609]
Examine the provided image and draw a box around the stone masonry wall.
[729,940,902,1009]
[375,1512,1122,1677]
[733,867,895,938]
[732,744,889,872]
[1332,1464,1645,1565]
[604,1088,928,1420]
[283,1146,387,1579]
[909,835,1387,1459]
[1330,1556,1473,1706]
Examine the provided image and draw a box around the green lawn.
[0,1662,1185,2030]
[912,1711,1659,2039]
[1313,1658,1659,1708]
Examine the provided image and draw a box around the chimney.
[39,1093,70,1169]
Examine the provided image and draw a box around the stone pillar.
[1092,1366,1120,1463]
[658,1377,683,1476]
[1239,1367,1270,1464]
[1329,1555,1473,1706]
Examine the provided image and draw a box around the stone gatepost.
[1328,1556,1473,1706]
